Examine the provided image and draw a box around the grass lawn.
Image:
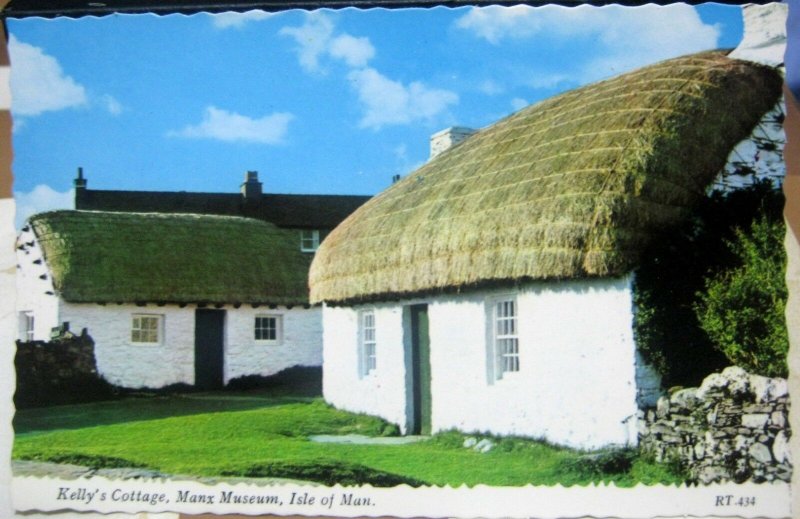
[13,390,686,487]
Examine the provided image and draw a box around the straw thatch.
[310,51,783,305]
[30,210,311,305]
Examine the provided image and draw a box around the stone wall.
[639,366,791,484]
[14,333,114,408]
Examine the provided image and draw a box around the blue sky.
[8,4,744,226]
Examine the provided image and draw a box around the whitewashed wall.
[322,304,409,430]
[60,302,196,388]
[57,303,323,389]
[323,276,645,449]
[15,225,60,341]
[225,306,322,383]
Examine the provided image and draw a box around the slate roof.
[30,210,312,305]
[75,189,371,229]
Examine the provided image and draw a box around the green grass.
[13,391,686,487]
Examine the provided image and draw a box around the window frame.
[490,296,520,379]
[21,311,34,341]
[254,314,283,345]
[131,314,163,345]
[300,229,321,253]
[359,309,377,377]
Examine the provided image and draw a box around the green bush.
[694,216,788,377]
[633,180,783,386]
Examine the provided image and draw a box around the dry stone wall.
[639,366,791,484]
[14,333,114,408]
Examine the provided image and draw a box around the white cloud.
[329,34,375,68]
[100,94,124,115]
[348,68,458,130]
[280,12,376,72]
[168,106,294,145]
[479,79,505,95]
[510,97,529,111]
[210,10,273,29]
[279,12,336,73]
[14,184,73,229]
[456,4,721,82]
[8,35,87,116]
[527,73,571,90]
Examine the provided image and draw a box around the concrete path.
[308,434,429,445]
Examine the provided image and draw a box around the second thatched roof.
[29,210,311,305]
[310,51,783,305]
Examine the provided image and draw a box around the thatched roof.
[310,51,783,305]
[30,210,311,305]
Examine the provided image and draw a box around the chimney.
[241,170,263,200]
[728,4,787,67]
[73,167,87,190]
[430,127,476,160]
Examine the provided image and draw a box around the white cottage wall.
[225,306,322,383]
[429,277,640,449]
[59,302,196,388]
[15,226,59,341]
[322,276,643,448]
[57,303,324,389]
[322,304,409,431]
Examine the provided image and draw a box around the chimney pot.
[73,167,87,190]
[241,170,263,200]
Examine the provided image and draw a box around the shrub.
[633,180,784,386]
[694,216,788,377]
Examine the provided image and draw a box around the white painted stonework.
[15,224,59,341]
[225,306,322,382]
[323,276,645,449]
[729,3,787,67]
[16,226,323,389]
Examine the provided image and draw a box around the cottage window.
[300,230,320,252]
[360,310,377,376]
[255,315,282,344]
[20,311,34,341]
[493,298,519,376]
[131,314,162,344]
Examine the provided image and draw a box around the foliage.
[633,180,784,387]
[559,448,637,477]
[694,216,788,377]
[14,393,686,487]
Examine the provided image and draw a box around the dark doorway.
[409,304,431,435]
[194,309,225,390]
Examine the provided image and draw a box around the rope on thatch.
[310,51,783,304]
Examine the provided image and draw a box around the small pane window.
[300,230,320,252]
[255,315,282,343]
[494,299,519,375]
[132,315,161,344]
[361,310,376,375]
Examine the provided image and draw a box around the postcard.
[0,2,796,518]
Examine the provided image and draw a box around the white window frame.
[300,229,320,252]
[359,309,377,377]
[131,314,163,345]
[255,314,283,345]
[490,297,520,379]
[20,311,34,341]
